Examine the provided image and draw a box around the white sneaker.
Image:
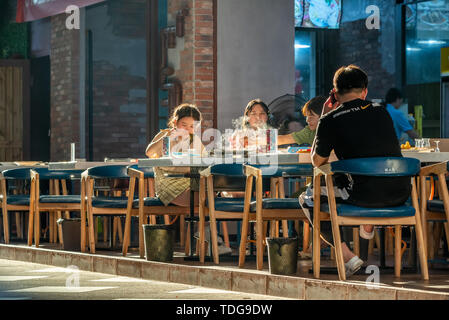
[218,245,232,255]
[344,256,363,277]
[359,226,374,240]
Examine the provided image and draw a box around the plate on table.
[287,146,312,153]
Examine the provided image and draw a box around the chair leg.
[81,212,86,253]
[112,217,117,248]
[180,215,185,247]
[221,221,230,248]
[415,220,429,280]
[282,220,289,237]
[2,210,9,244]
[27,209,34,246]
[353,227,360,257]
[15,213,22,239]
[238,217,249,268]
[117,217,123,245]
[122,214,131,257]
[209,215,220,265]
[432,222,443,259]
[184,223,191,256]
[57,211,63,246]
[394,225,402,278]
[386,227,394,256]
[312,226,322,279]
[34,211,40,247]
[368,238,374,255]
[139,213,145,259]
[444,222,449,252]
[103,217,108,243]
[302,221,310,253]
[88,212,96,254]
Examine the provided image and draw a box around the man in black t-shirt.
[307,65,411,276]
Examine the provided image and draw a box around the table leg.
[189,189,194,256]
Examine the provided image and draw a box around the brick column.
[168,0,215,129]
[50,13,80,161]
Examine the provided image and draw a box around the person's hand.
[322,89,340,116]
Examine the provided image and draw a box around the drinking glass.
[423,138,430,149]
[415,139,422,149]
[435,140,440,152]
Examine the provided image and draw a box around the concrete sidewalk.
[1,242,448,300]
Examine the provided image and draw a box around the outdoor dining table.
[138,150,313,258]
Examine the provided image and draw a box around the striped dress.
[153,131,203,206]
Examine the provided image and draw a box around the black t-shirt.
[314,98,411,207]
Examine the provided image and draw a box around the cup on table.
[415,139,423,149]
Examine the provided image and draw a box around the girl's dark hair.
[333,64,368,95]
[168,103,202,128]
[243,99,269,128]
[302,95,327,116]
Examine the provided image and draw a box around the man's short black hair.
[333,64,368,95]
[385,88,403,104]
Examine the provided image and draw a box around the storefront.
[404,0,449,138]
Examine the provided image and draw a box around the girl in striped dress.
[145,104,204,206]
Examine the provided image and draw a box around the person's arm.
[311,118,333,168]
[405,129,419,139]
[396,113,419,140]
[145,129,171,158]
[277,134,296,146]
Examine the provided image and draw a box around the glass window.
[85,0,148,160]
[294,30,316,101]
[405,0,449,137]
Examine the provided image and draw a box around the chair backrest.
[32,168,84,180]
[86,165,130,179]
[1,167,33,180]
[252,164,314,177]
[210,163,272,192]
[128,164,154,178]
[209,164,245,191]
[330,157,420,177]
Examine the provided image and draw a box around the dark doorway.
[30,55,50,161]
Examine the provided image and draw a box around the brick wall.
[168,0,215,129]
[50,13,80,161]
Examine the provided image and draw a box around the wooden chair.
[83,165,134,254]
[198,164,251,264]
[122,165,198,258]
[240,164,312,270]
[29,168,84,248]
[418,161,449,259]
[0,167,33,244]
[313,157,428,281]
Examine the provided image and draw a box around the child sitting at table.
[145,103,204,207]
[277,95,327,146]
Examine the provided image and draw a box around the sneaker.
[218,244,232,255]
[344,256,363,277]
[359,225,374,240]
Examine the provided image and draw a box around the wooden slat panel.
[0,66,23,161]
[13,67,23,161]
[0,67,6,143]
